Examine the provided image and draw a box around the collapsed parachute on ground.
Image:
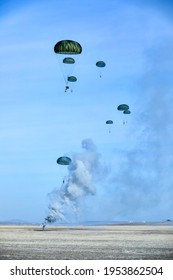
[57,156,72,165]
[117,104,129,111]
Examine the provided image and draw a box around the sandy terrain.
[0,223,173,260]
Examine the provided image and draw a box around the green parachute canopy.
[63,57,75,64]
[54,40,82,54]
[57,156,72,165]
[123,109,131,114]
[106,120,113,133]
[67,76,77,82]
[106,120,113,124]
[117,104,129,111]
[96,61,106,67]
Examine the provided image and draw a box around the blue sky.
[1,0,173,223]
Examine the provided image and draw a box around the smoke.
[86,41,173,222]
[78,42,173,223]
[44,138,107,224]
[44,42,173,224]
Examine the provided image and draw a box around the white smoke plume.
[44,42,173,224]
[44,138,107,224]
[84,42,173,222]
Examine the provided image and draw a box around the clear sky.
[1,0,173,224]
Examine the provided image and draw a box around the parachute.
[117,104,131,124]
[57,156,71,190]
[67,76,77,82]
[117,104,130,125]
[96,61,106,67]
[63,57,75,64]
[54,40,82,92]
[54,40,82,54]
[117,104,129,111]
[57,156,72,165]
[123,109,131,114]
[96,60,106,78]
[106,120,113,133]
[106,120,113,124]
[67,76,77,92]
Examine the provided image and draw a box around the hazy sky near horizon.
[1,0,173,223]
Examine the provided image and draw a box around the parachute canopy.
[96,61,106,67]
[106,120,113,133]
[63,57,75,64]
[106,120,113,124]
[123,109,131,114]
[54,40,82,54]
[57,156,72,165]
[117,104,129,111]
[67,76,77,82]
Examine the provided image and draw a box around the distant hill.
[0,219,39,225]
[0,219,172,226]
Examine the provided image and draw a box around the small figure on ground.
[42,223,46,231]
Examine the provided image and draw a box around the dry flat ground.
[0,223,173,260]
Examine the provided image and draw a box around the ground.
[0,223,173,260]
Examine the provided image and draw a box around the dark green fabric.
[57,156,71,165]
[63,57,75,64]
[117,104,129,111]
[67,76,77,82]
[106,120,113,124]
[96,61,106,67]
[54,40,82,54]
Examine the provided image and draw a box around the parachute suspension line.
[66,55,79,93]
[54,40,82,92]
[56,55,71,92]
[72,55,79,74]
[55,55,79,92]
[65,56,79,93]
[70,55,80,93]
[66,56,79,93]
[55,55,68,85]
[65,56,79,84]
